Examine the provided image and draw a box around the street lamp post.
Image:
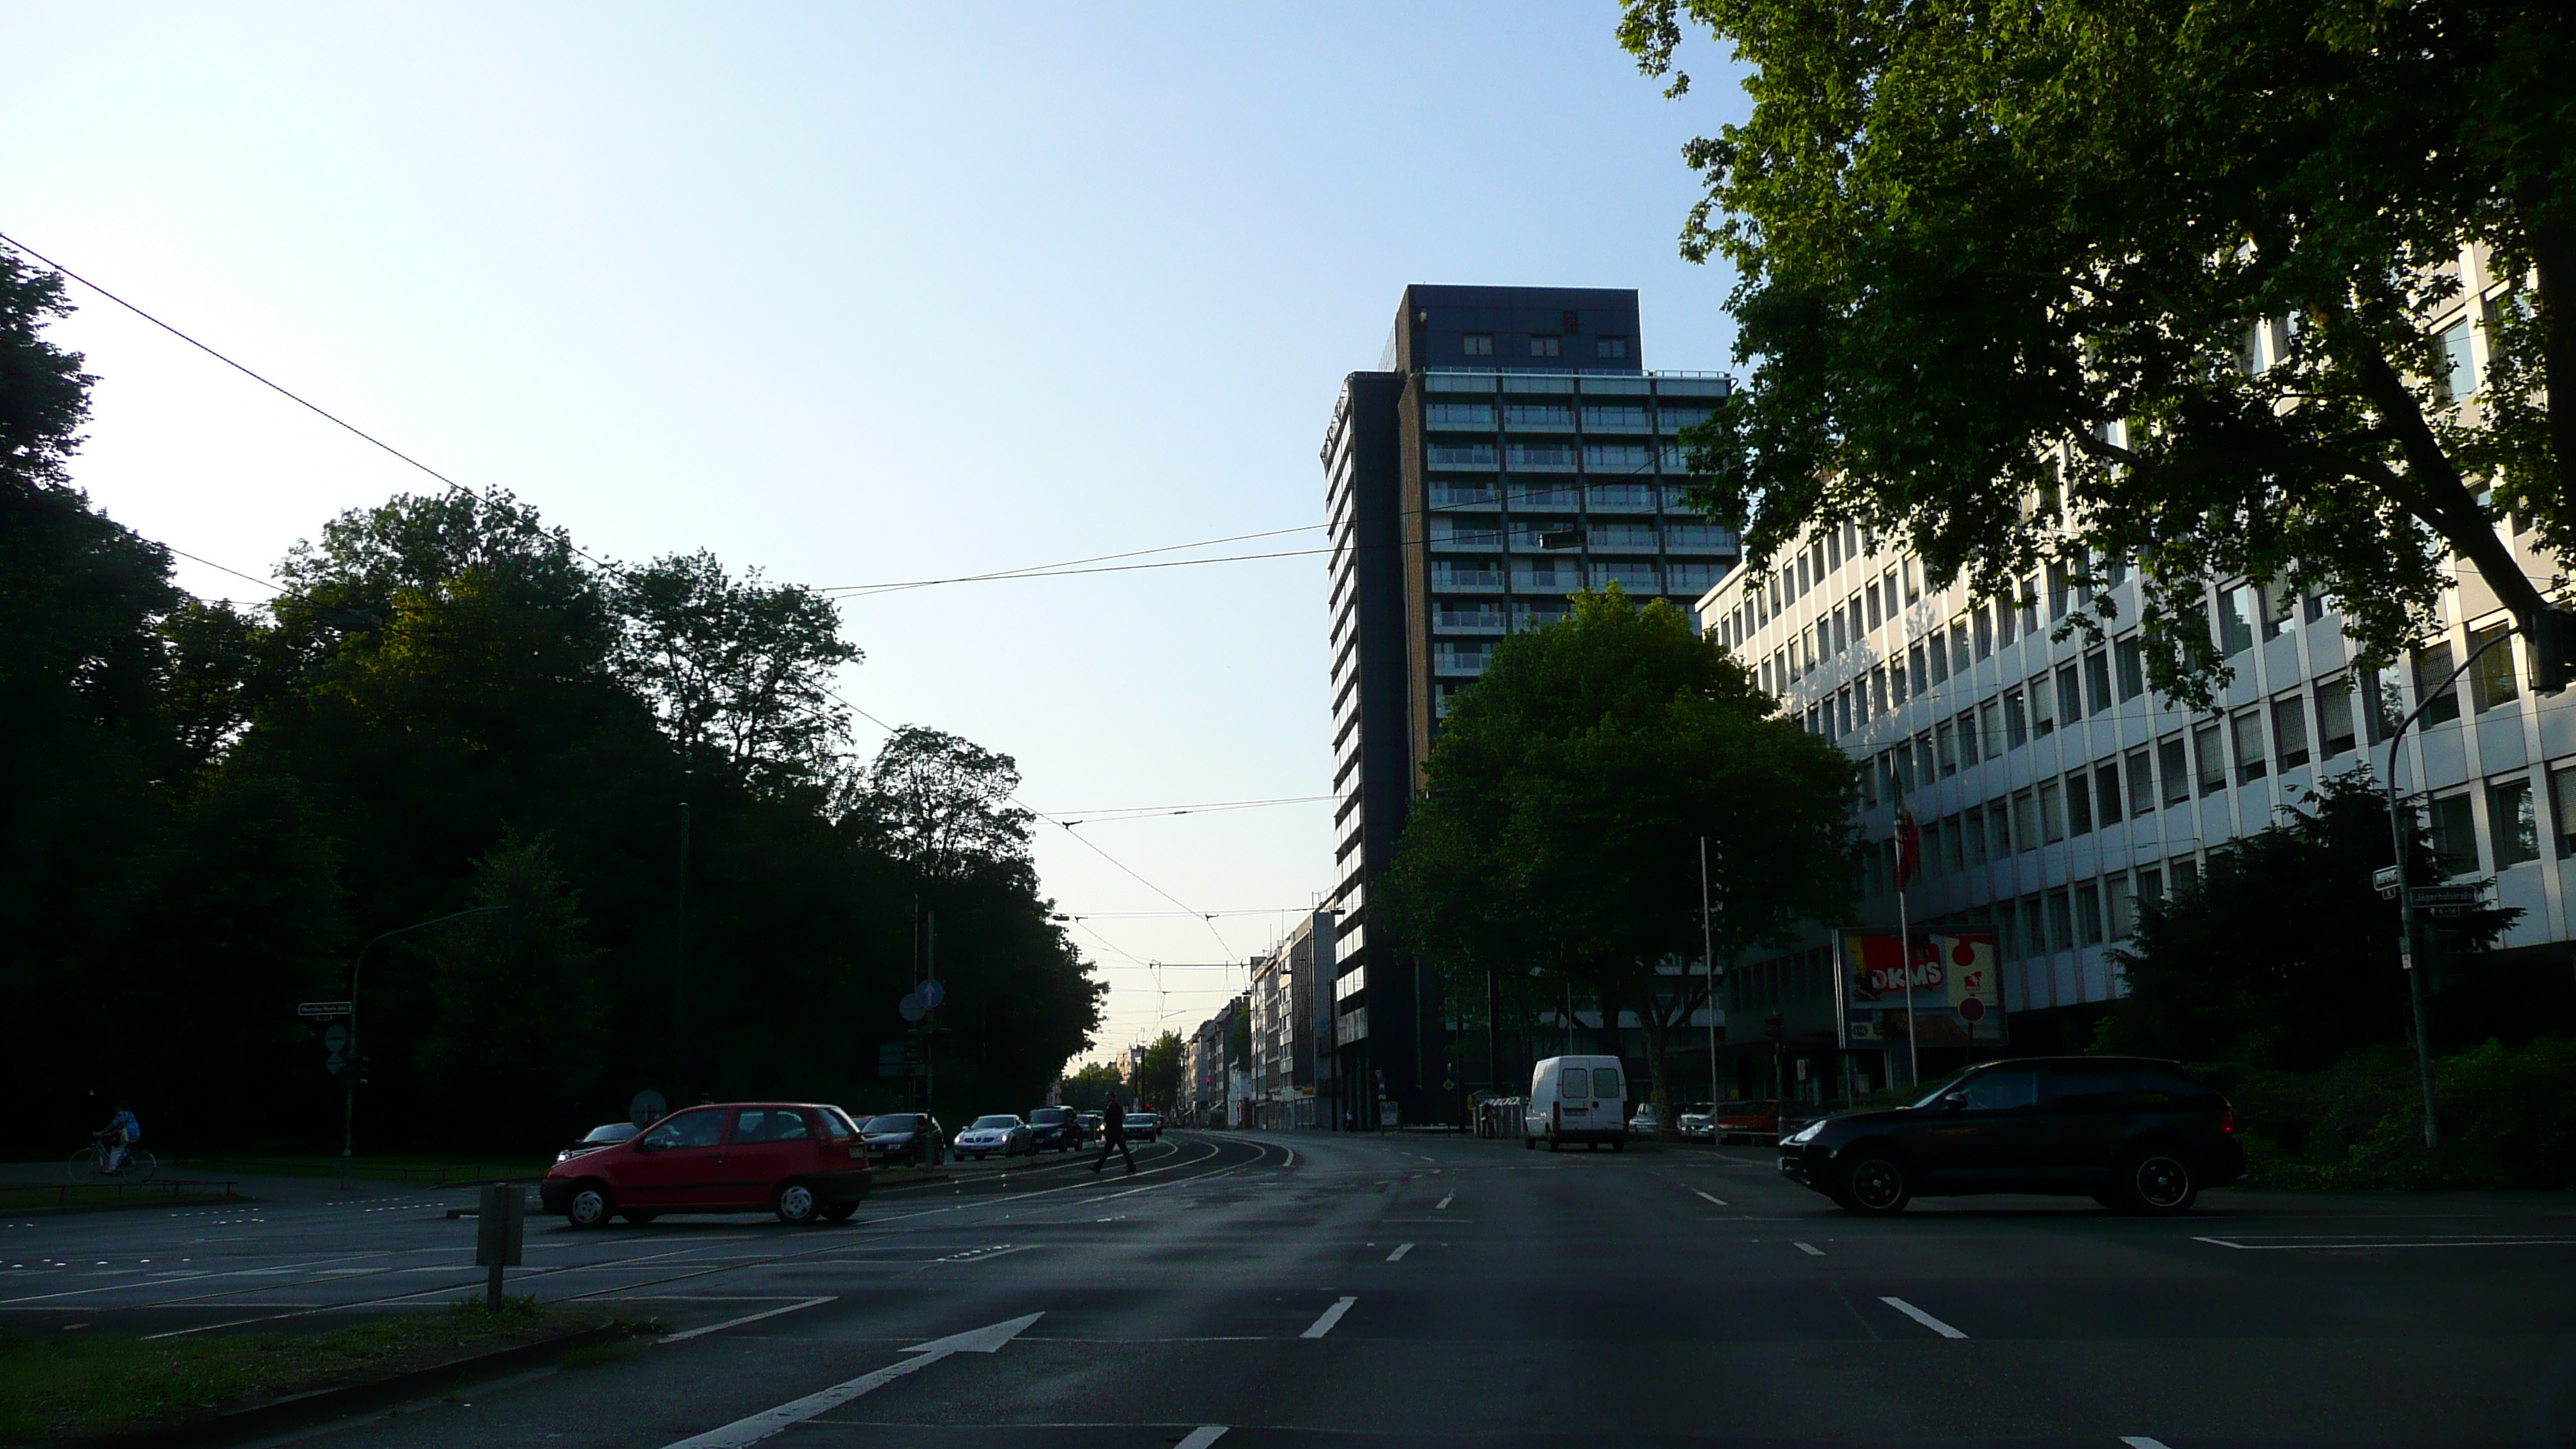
[344,906,510,1160]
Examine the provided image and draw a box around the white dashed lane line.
[1300,1297,1357,1338]
[1386,1242,1413,1262]
[1794,1242,1824,1256]
[1693,1190,1728,1207]
[1879,1296,1968,1338]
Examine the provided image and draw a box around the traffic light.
[1764,1012,1786,1043]
[2530,608,2576,695]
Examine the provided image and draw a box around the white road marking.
[1693,1190,1728,1206]
[1794,1242,1824,1256]
[1386,1242,1413,1262]
[1435,1193,1454,1210]
[2192,1234,2576,1250]
[1879,1296,1967,1338]
[1177,1428,1229,1448]
[659,1313,1042,1448]
[1300,1296,1358,1338]
[660,1297,836,1343]
[2119,1438,2177,1448]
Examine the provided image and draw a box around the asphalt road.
[9,1131,2576,1447]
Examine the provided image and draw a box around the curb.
[83,1321,632,1447]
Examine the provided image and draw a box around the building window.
[2046,890,2075,952]
[1957,708,1981,768]
[2215,584,2256,656]
[1597,336,1630,358]
[2075,882,2105,946]
[1987,800,2012,858]
[2428,791,2478,875]
[2084,651,2113,714]
[2136,866,2163,906]
[1927,636,1949,684]
[2260,579,2298,640]
[2040,780,2067,843]
[2273,695,2311,771]
[2468,620,2518,714]
[1978,701,2002,760]
[2490,775,2539,867]
[1529,335,1561,358]
[2030,675,2057,736]
[2317,677,2358,757]
[2126,749,2156,815]
[2115,635,2146,701]
[1995,900,2019,961]
[1463,334,1494,356]
[2005,689,2029,748]
[2095,761,2124,825]
[2194,721,2228,796]
[1974,607,1993,659]
[2437,317,2478,401]
[2160,736,2191,807]
[1934,722,1958,777]
[2413,641,2461,726]
[1910,642,1930,694]
[1951,621,1971,677]
[1964,807,1988,865]
[2065,773,2093,835]
[2551,765,2576,858]
[2106,874,2137,940]
[1997,592,2020,646]
[2232,709,2269,785]
[2013,790,2040,851]
[2056,663,2084,723]
[1866,581,1883,629]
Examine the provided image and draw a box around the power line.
[1036,794,1332,823]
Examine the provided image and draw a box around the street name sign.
[2372,866,2403,898]
[297,1002,353,1018]
[2407,885,2485,907]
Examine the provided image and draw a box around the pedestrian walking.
[1090,1094,1135,1175]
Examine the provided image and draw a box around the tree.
[613,550,859,793]
[1135,1031,1184,1114]
[1619,0,2573,704]
[2099,772,2518,1071]
[1060,1061,1127,1111]
[844,726,1036,879]
[1379,587,1857,1124]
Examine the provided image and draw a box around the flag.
[1893,796,1922,892]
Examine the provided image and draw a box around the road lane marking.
[1386,1243,1413,1262]
[1300,1296,1357,1338]
[1177,1428,1228,1448]
[662,1297,836,1343]
[1879,1297,1967,1338]
[2193,1234,2576,1250]
[1794,1242,1824,1256]
[2119,1439,2176,1448]
[1435,1193,1454,1210]
[661,1313,1041,1448]
[1693,1190,1728,1206]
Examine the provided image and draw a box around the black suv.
[1778,1056,2244,1215]
[1026,1106,1088,1153]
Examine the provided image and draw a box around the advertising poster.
[1842,931,1997,1045]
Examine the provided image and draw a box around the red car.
[540,1102,872,1228]
[1715,1099,1786,1145]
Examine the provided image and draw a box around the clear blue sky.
[1,2,1750,1062]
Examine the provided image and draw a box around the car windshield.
[1907,1071,1979,1109]
[582,1123,635,1142]
[1125,1114,1152,1124]
[1031,1108,1067,1123]
[972,1115,1019,1129]
[868,1115,919,1133]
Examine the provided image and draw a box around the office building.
[1321,284,1737,1126]
[1247,910,1337,1128]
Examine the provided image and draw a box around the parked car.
[539,1102,871,1228]
[1629,1103,1663,1136]
[1777,1056,2245,1215]
[1714,1099,1785,1145]
[1122,1112,1162,1143]
[1076,1112,1105,1139]
[1676,1105,1715,1141]
[1524,1055,1628,1151]
[859,1112,945,1167]
[955,1115,1033,1160]
[1026,1106,1088,1152]
[555,1122,639,1164]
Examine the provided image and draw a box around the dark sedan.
[1778,1056,2245,1215]
[859,1112,945,1167]
[1026,1106,1088,1153]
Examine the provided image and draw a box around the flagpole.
[1896,862,1919,1091]
[1700,836,1719,1117]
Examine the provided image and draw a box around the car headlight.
[1783,1121,1826,1146]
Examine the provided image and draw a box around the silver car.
[954,1114,1033,1160]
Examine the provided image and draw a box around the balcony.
[1506,444,1577,472]
[1663,524,1738,554]
[1429,521,1503,553]
[1432,562,1506,593]
[1434,604,1509,635]
[1588,522,1659,553]
[1429,484,1499,509]
[1503,406,1574,430]
[1510,484,1581,510]
[1588,483,1658,513]
[1435,642,1492,677]
[1424,403,1495,430]
[1581,407,1651,433]
[1427,443,1497,469]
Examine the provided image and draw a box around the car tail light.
[2219,1108,2237,1135]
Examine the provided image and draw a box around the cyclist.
[95,1104,141,1175]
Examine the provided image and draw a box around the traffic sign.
[899,993,927,1023]
[2372,866,2403,898]
[325,1051,344,1074]
[919,978,946,1010]
[298,1002,353,1018]
[1958,996,1988,1023]
[324,1024,348,1051]
[2407,885,2485,907]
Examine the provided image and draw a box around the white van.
[1525,1055,1628,1151]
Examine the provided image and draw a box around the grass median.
[0,1297,653,1443]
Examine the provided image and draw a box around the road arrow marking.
[660,1312,1043,1447]
[1300,1296,1357,1338]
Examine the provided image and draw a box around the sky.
[0,3,1751,1064]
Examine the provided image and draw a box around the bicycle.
[67,1137,157,1184]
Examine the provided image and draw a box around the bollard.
[474,1183,526,1310]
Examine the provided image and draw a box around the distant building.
[1321,284,1735,1127]
[1249,911,1337,1128]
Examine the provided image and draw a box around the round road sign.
[629,1089,667,1129]
[1959,996,1988,1023]
[324,1024,348,1051]
[899,993,927,1023]
[920,978,946,1010]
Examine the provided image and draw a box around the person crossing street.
[1089,1093,1135,1175]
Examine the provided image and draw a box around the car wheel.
[775,1181,821,1225]
[1612,1137,1626,1153]
[1837,1153,1911,1215]
[821,1202,858,1223]
[1523,1136,1535,1149]
[2116,1150,2199,1215]
[622,1211,658,1225]
[566,1184,612,1228]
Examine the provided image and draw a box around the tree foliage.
[2098,773,2516,1070]
[844,726,1036,880]
[1379,587,1857,1118]
[1134,1031,1185,1113]
[1620,0,2574,704]
[0,274,1104,1154]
